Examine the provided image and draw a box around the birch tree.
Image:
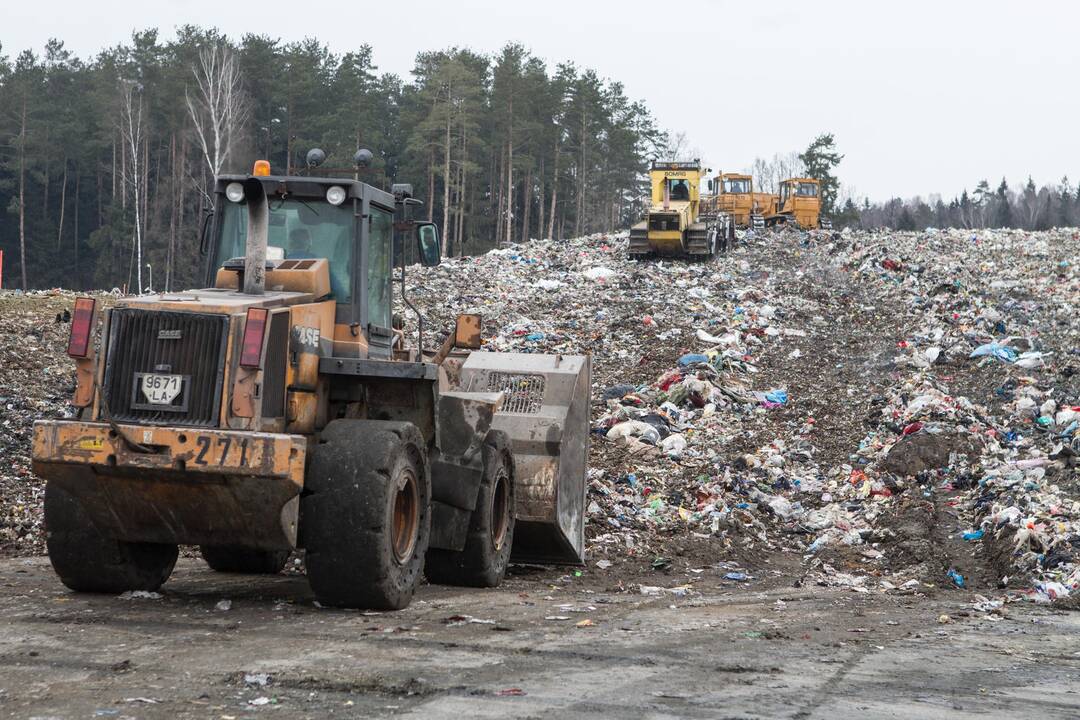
[119,79,145,294]
[186,43,249,179]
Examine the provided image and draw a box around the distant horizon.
[2,0,1076,203]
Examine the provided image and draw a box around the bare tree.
[119,80,145,295]
[663,131,688,161]
[750,157,772,192]
[774,151,805,186]
[745,152,805,194]
[186,44,249,180]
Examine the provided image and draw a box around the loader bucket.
[456,352,591,564]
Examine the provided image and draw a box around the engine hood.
[116,288,314,315]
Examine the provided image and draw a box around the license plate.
[140,373,184,406]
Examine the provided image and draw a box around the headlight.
[326,185,346,206]
[225,182,244,203]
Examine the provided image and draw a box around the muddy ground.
[2,557,1079,719]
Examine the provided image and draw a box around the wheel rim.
[391,467,420,564]
[490,467,510,551]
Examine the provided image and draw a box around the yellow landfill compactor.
[765,177,832,230]
[31,151,590,611]
[714,173,776,230]
[628,161,732,260]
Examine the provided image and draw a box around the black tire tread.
[301,420,430,610]
[44,483,177,593]
[425,431,516,588]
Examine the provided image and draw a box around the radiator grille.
[486,372,546,414]
[102,308,230,427]
[649,214,679,231]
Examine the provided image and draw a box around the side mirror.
[416,223,441,267]
[707,179,714,192]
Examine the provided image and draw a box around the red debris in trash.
[902,421,924,435]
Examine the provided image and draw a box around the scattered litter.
[119,590,162,600]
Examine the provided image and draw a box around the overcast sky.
[4,0,1077,201]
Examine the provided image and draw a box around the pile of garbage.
[407,227,1079,600]
[832,228,1080,601]
[1,227,1076,607]
[0,291,85,554]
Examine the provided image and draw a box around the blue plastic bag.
[970,342,1017,363]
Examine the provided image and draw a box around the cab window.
[723,178,751,194]
[797,183,818,197]
[366,207,393,330]
[215,197,355,301]
[665,179,690,201]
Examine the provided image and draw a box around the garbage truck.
[31,151,590,610]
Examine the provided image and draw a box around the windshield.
[664,178,691,201]
[797,183,818,197]
[723,178,751,194]
[214,198,355,301]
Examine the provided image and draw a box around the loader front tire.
[301,420,430,610]
[44,482,177,593]
[425,431,516,588]
[199,545,290,574]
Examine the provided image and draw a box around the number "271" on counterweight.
[192,436,251,467]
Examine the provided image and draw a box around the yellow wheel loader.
[628,161,733,261]
[764,178,832,230]
[32,151,590,610]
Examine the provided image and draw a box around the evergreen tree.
[798,133,843,215]
[1059,176,1073,227]
[995,178,1012,227]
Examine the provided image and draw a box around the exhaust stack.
[242,178,268,295]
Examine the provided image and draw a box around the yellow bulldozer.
[31,150,590,610]
[628,161,733,260]
[764,177,832,230]
[712,172,777,230]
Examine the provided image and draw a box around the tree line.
[836,177,1079,231]
[0,30,666,291]
[744,138,1076,235]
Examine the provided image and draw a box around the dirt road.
[1,557,1077,719]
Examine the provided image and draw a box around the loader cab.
[720,174,752,195]
[775,178,823,228]
[778,178,819,210]
[208,166,438,360]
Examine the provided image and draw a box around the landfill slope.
[0,293,87,555]
[405,227,1079,604]
[1,228,1078,609]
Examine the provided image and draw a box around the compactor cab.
[32,152,590,610]
[765,178,831,230]
[628,161,732,260]
[713,173,774,230]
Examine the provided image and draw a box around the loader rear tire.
[425,431,516,588]
[44,482,177,593]
[301,420,430,610]
[199,545,290,574]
